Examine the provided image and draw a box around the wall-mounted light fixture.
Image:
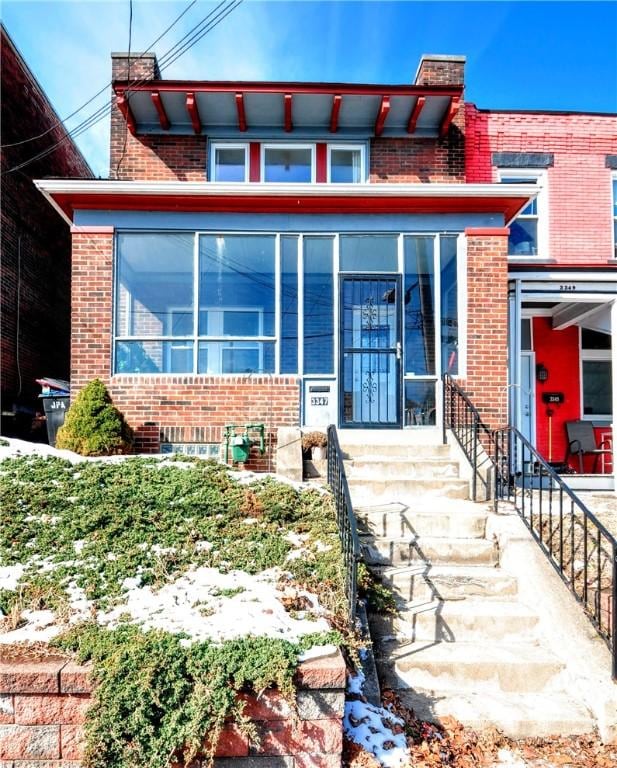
[536,363,549,383]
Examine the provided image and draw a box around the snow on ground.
[0,565,331,649]
[344,669,409,768]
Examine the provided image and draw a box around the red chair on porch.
[564,420,612,474]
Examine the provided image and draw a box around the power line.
[113,0,134,179]
[2,0,244,177]
[0,0,198,150]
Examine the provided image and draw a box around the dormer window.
[328,145,364,183]
[262,144,314,183]
[213,143,248,182]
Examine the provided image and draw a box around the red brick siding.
[0,653,345,766]
[0,29,92,433]
[70,231,300,459]
[461,229,509,429]
[369,134,464,183]
[465,104,617,264]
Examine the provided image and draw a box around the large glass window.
[263,145,313,183]
[213,144,247,182]
[340,235,398,272]
[199,235,276,373]
[404,236,435,376]
[303,236,334,374]
[115,233,194,373]
[280,236,299,374]
[440,235,458,375]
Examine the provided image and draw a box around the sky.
[2,0,617,177]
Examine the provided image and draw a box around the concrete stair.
[341,431,596,738]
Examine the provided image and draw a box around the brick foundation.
[0,651,346,767]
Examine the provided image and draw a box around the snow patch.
[0,565,24,593]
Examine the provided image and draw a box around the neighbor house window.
[499,171,546,257]
[328,145,364,183]
[212,143,248,182]
[581,328,612,419]
[262,144,314,183]
[613,175,617,259]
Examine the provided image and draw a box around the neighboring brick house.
[1,24,93,437]
[35,51,616,484]
[467,106,617,477]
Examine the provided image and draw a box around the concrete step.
[378,640,564,694]
[338,428,443,448]
[360,535,499,567]
[371,564,518,602]
[341,443,451,459]
[355,504,486,539]
[345,458,460,480]
[369,599,539,642]
[396,688,595,739]
[348,477,469,501]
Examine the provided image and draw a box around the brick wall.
[462,228,510,429]
[70,228,300,459]
[0,650,346,766]
[0,28,92,436]
[465,105,617,263]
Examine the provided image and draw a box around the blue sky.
[3,0,616,177]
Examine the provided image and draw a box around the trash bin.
[36,378,70,447]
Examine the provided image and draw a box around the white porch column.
[611,301,617,495]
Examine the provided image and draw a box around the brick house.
[34,51,616,484]
[1,24,92,437]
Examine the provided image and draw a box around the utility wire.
[2,0,244,176]
[113,0,134,179]
[0,0,198,149]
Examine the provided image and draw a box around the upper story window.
[499,170,547,258]
[613,174,617,259]
[210,141,366,183]
[328,145,364,183]
[262,144,314,183]
[213,144,248,182]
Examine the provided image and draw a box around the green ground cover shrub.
[56,378,133,456]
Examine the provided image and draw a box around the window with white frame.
[328,145,364,183]
[613,173,617,259]
[262,144,314,183]
[580,328,612,419]
[212,143,248,182]
[499,170,546,258]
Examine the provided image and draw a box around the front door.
[340,275,402,428]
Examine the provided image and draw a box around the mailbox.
[303,380,337,427]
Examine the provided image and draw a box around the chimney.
[414,54,465,88]
[111,51,160,82]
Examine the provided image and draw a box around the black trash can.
[41,396,70,447]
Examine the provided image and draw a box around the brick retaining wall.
[0,650,346,767]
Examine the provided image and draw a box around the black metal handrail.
[494,426,617,678]
[442,373,495,502]
[326,424,360,622]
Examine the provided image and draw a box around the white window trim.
[261,143,316,184]
[210,142,249,183]
[609,171,617,260]
[498,168,549,260]
[327,144,367,184]
[579,327,613,421]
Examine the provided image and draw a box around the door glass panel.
[340,235,398,272]
[341,277,400,427]
[404,236,435,375]
[404,381,436,426]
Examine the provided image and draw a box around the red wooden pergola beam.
[284,93,293,132]
[374,96,390,137]
[235,92,247,132]
[439,96,460,137]
[329,94,342,133]
[406,95,426,134]
[151,91,170,130]
[116,94,136,134]
[186,92,202,134]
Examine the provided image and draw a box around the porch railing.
[494,426,617,678]
[326,424,360,623]
[442,373,495,502]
